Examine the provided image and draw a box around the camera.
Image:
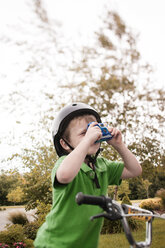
[87,122,113,143]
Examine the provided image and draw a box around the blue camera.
[87,122,113,143]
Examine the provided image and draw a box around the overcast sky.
[0,0,164,171]
[111,0,165,88]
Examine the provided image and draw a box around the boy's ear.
[60,138,70,151]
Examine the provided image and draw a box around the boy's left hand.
[107,127,123,147]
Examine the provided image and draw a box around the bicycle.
[76,192,165,248]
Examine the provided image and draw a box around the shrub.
[35,201,51,226]
[13,242,26,248]
[121,195,143,231]
[101,195,142,234]
[0,208,6,211]
[23,222,39,240]
[0,224,25,246]
[8,211,29,225]
[156,188,165,209]
[0,244,10,248]
[101,214,142,234]
[139,198,162,211]
[122,194,132,205]
[101,218,122,234]
[0,225,34,248]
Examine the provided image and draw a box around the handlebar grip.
[76,192,106,208]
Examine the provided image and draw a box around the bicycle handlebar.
[76,192,106,208]
[75,192,165,248]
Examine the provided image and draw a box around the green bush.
[7,211,29,225]
[0,225,25,246]
[122,195,143,232]
[122,194,132,205]
[23,222,39,240]
[101,194,143,234]
[0,224,34,248]
[139,198,162,211]
[0,208,6,211]
[156,188,165,209]
[101,218,122,234]
[35,201,51,226]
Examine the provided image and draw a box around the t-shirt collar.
[81,158,107,173]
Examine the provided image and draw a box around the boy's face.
[66,115,100,155]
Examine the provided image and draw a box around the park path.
[0,202,140,231]
[0,207,36,231]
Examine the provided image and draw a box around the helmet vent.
[72,103,77,106]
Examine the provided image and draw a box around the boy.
[34,102,142,248]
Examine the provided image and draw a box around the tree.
[62,9,164,150]
[143,179,152,199]
[108,180,131,200]
[0,170,22,206]
[7,186,25,205]
[128,177,147,200]
[62,7,164,193]
[149,168,165,197]
[21,144,57,210]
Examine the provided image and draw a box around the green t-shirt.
[34,156,124,248]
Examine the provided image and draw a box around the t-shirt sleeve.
[102,157,124,185]
[51,156,67,188]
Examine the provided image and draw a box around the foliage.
[156,188,165,209]
[108,181,131,200]
[101,194,142,234]
[121,195,143,232]
[35,201,52,227]
[7,187,25,205]
[0,207,6,211]
[19,145,56,210]
[149,170,165,197]
[7,211,29,225]
[0,224,34,247]
[128,165,165,200]
[13,242,26,248]
[61,5,165,200]
[128,177,147,200]
[23,222,39,240]
[122,194,132,205]
[139,198,162,211]
[1,2,164,218]
[101,218,122,234]
[0,244,9,248]
[0,170,23,206]
[0,225,31,247]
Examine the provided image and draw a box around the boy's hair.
[52,103,101,156]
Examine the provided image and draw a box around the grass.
[99,218,165,248]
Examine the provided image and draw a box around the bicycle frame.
[76,192,165,248]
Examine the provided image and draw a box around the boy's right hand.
[84,122,102,145]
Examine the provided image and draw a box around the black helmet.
[52,102,101,156]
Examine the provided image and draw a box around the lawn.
[99,218,165,248]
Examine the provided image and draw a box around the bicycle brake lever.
[90,213,110,221]
[90,212,122,221]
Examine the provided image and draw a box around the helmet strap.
[86,148,103,189]
[62,138,74,151]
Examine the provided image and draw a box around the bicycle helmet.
[52,102,101,156]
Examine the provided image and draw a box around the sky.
[44,0,165,88]
[0,0,164,171]
[111,0,165,88]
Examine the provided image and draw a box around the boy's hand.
[85,122,102,145]
[107,127,123,147]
